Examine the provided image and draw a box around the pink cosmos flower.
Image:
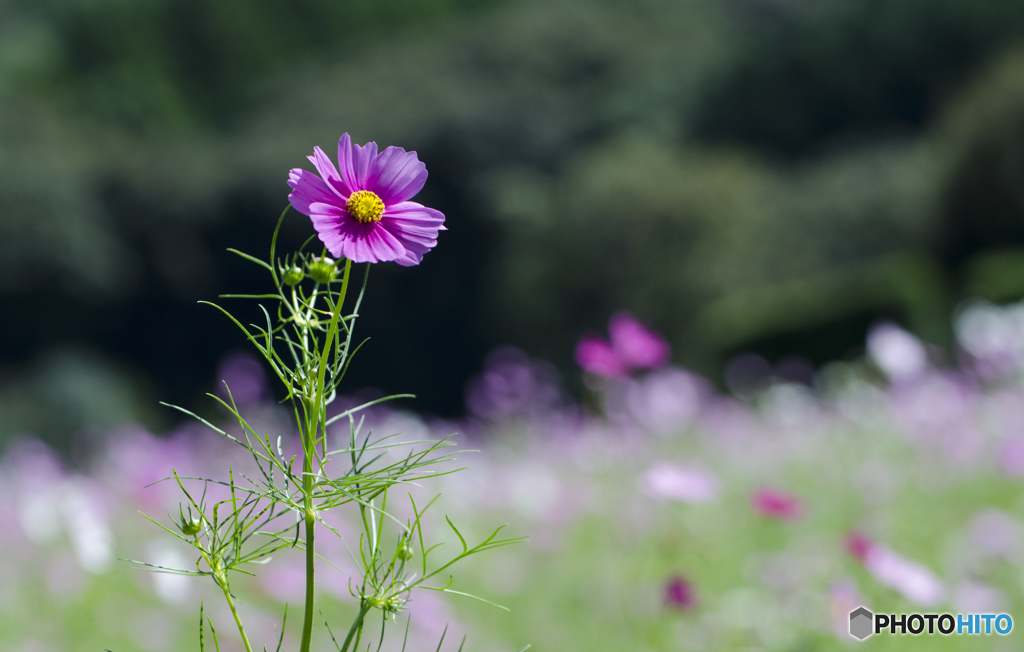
[664,575,697,610]
[751,488,803,520]
[287,133,446,266]
[575,312,670,378]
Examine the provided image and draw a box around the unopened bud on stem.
[308,257,336,283]
[283,265,304,286]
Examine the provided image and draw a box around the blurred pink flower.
[609,312,671,369]
[751,488,803,521]
[575,312,670,378]
[575,336,629,378]
[846,530,945,606]
[664,575,696,610]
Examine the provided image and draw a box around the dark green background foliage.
[3,0,1024,445]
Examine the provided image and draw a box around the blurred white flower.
[60,480,113,574]
[864,545,945,607]
[626,367,707,435]
[639,463,719,503]
[147,541,190,604]
[867,322,927,382]
[956,301,1024,379]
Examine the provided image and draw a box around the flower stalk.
[134,136,523,652]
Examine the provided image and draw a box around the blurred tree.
[4,0,1024,448]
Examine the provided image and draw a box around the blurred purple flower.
[288,133,446,266]
[465,347,563,420]
[1001,436,1024,476]
[953,581,1004,613]
[967,509,1023,559]
[640,463,719,503]
[215,352,267,407]
[751,488,803,521]
[664,575,697,610]
[575,312,670,378]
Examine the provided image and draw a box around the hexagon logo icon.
[849,606,874,640]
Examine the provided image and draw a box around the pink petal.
[306,202,349,257]
[380,201,446,265]
[609,312,671,370]
[336,133,359,191]
[368,146,428,204]
[335,221,406,263]
[350,140,378,189]
[288,169,345,215]
[308,146,351,198]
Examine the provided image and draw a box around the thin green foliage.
[137,207,526,652]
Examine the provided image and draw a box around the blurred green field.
[5,315,1024,651]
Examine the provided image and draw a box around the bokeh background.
[5,0,1024,650]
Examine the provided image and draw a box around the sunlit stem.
[340,601,372,652]
[221,576,254,652]
[201,547,254,652]
[299,258,352,652]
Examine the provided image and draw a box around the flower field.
[3,302,1024,651]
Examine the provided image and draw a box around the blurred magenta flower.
[575,312,670,378]
[287,133,446,266]
[664,575,697,610]
[845,530,873,562]
[751,488,803,520]
[609,312,671,369]
[575,336,629,378]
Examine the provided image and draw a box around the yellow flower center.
[346,190,385,223]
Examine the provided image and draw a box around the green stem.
[299,258,352,652]
[340,602,372,652]
[220,577,254,652]
[299,505,316,652]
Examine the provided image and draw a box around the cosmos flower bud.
[283,265,304,286]
[397,543,413,560]
[308,256,336,283]
[178,506,202,536]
